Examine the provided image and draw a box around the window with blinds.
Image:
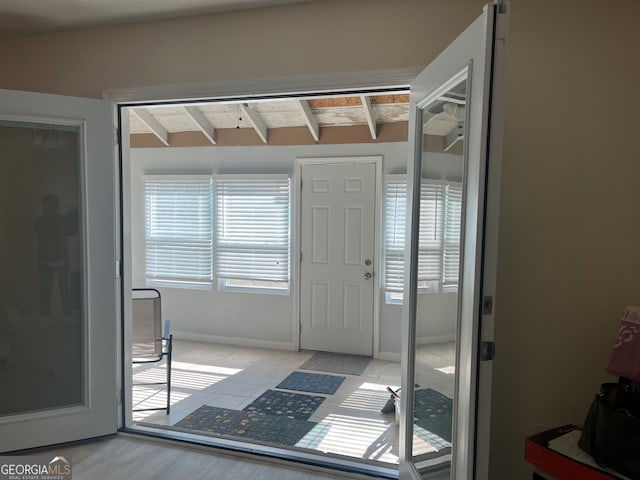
[383,177,408,292]
[214,175,290,292]
[443,184,463,287]
[383,175,462,302]
[144,176,214,288]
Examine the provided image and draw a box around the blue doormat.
[300,351,371,375]
[172,405,318,446]
[276,371,345,395]
[243,389,325,420]
[414,388,453,443]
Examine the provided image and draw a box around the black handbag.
[578,382,640,479]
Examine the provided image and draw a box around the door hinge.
[495,2,509,40]
[480,341,496,361]
[114,127,120,146]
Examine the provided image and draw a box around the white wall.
[129,141,462,355]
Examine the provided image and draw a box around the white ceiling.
[0,0,319,38]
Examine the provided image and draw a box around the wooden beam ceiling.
[130,108,168,146]
[360,95,377,140]
[127,92,420,147]
[240,103,268,143]
[296,100,320,142]
[183,106,216,145]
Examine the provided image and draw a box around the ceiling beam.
[360,95,377,140]
[296,100,319,141]
[183,106,216,145]
[130,108,169,146]
[240,103,268,143]
[444,127,464,152]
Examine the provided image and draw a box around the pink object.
[606,306,640,382]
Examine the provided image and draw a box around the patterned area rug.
[300,352,371,376]
[243,389,325,420]
[276,371,345,395]
[173,405,318,446]
[414,388,453,442]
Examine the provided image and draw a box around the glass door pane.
[411,76,467,478]
[0,120,84,416]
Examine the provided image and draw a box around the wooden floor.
[31,434,364,480]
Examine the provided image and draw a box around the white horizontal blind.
[418,182,445,283]
[443,184,463,287]
[383,176,462,292]
[383,177,407,291]
[214,175,290,283]
[144,176,213,287]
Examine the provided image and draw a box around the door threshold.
[121,424,398,479]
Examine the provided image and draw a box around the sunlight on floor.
[303,413,398,463]
[134,365,231,390]
[435,366,455,375]
[132,361,243,420]
[132,387,191,421]
[171,361,243,376]
[413,425,451,455]
[339,382,399,412]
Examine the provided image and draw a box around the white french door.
[0,89,118,451]
[299,159,377,356]
[400,3,508,480]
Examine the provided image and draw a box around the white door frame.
[109,71,416,432]
[108,62,500,474]
[104,68,422,104]
[109,67,422,428]
[294,156,382,359]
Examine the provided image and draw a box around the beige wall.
[0,0,482,98]
[493,1,640,478]
[2,0,640,478]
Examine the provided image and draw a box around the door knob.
[364,272,372,280]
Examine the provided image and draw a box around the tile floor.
[131,340,455,466]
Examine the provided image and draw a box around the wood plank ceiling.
[128,93,411,147]
[128,91,465,153]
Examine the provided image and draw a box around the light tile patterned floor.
[132,340,455,466]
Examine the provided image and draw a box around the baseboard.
[416,333,455,345]
[172,331,296,351]
[378,351,401,362]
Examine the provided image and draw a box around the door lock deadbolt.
[364,259,372,266]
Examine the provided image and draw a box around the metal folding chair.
[132,288,172,414]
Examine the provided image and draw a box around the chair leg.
[166,335,172,414]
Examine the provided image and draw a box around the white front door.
[0,89,117,451]
[299,160,377,356]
